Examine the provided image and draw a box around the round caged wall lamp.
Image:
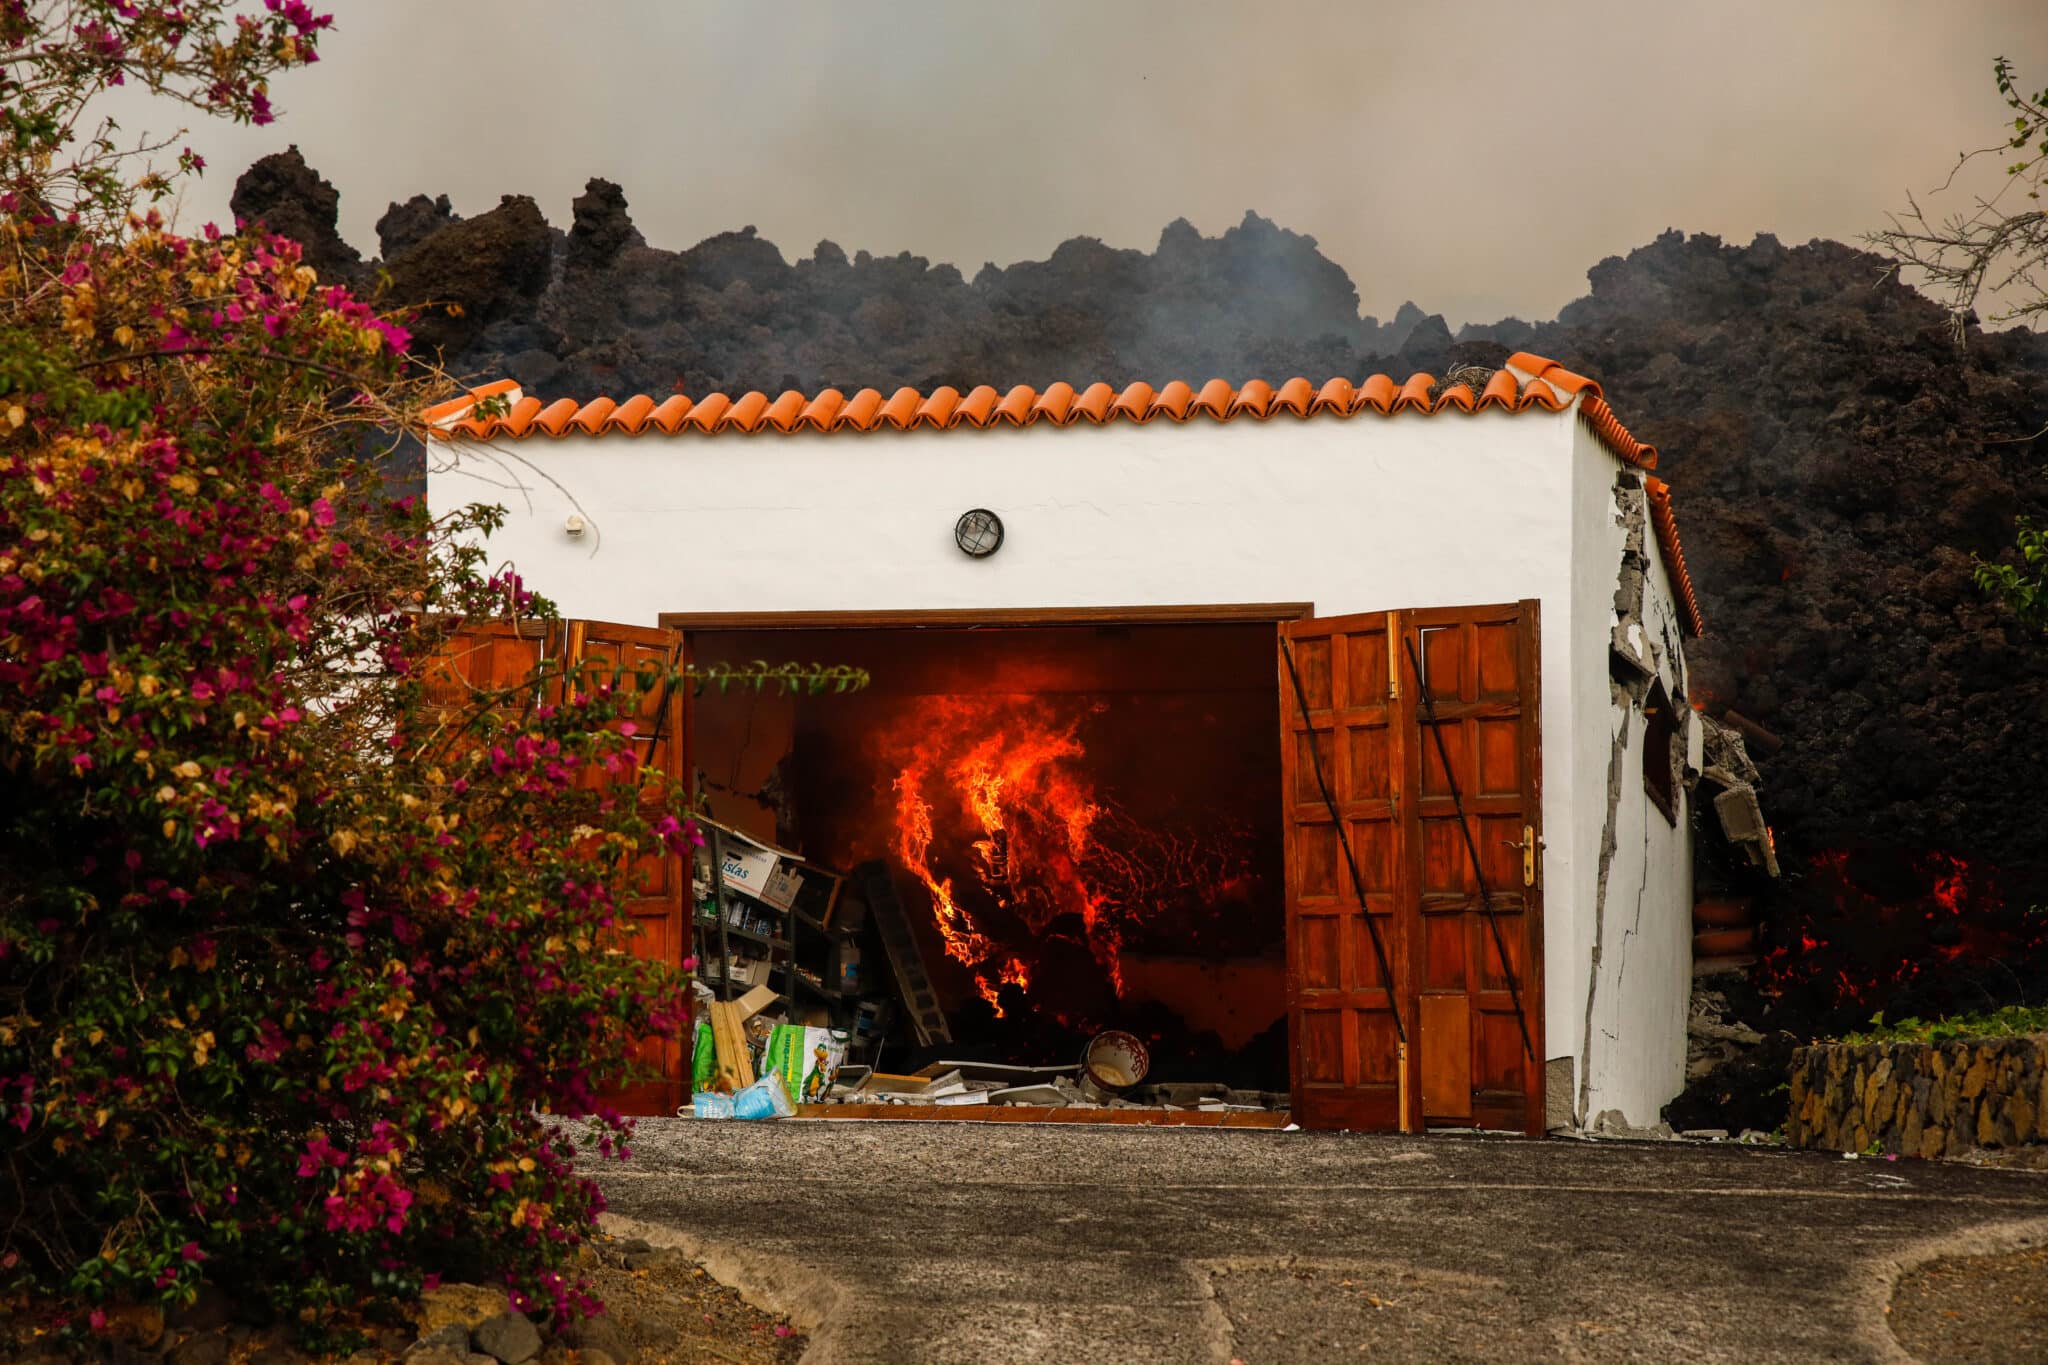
[954,508,1004,558]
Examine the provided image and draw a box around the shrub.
[1,1,694,1343]
[1838,1004,2048,1046]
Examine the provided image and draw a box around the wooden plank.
[709,1001,753,1091]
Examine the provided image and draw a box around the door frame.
[662,601,1544,1135]
[658,603,1315,632]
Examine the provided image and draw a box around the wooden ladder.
[854,860,952,1047]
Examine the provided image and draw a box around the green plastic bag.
[691,1017,717,1093]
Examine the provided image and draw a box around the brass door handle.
[1502,825,1538,887]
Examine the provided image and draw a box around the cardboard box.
[718,836,780,902]
[758,865,804,911]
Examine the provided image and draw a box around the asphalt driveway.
[597,1120,2048,1364]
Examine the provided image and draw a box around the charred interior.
[690,622,1289,1089]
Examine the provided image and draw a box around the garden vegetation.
[2,1,697,1344]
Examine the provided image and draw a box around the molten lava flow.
[1760,846,2020,1009]
[884,692,1253,1015]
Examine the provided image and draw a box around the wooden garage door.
[421,618,692,1116]
[563,620,691,1116]
[1279,602,1543,1134]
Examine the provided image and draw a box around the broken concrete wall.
[1563,421,1696,1128]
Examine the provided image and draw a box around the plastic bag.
[689,1091,735,1119]
[731,1072,795,1120]
[691,1017,717,1093]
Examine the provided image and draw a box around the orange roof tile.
[1644,477,1705,637]
[424,352,1699,633]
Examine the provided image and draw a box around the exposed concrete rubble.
[1607,473,1664,698]
[1685,985,1765,1081]
[1695,715,1779,876]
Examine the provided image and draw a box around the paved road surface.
[598,1120,2048,1364]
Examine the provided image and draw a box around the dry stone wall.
[1788,1037,2047,1158]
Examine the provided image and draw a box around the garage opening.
[679,610,1296,1104]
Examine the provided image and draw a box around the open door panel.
[422,618,693,1117]
[563,620,690,1116]
[1280,602,1543,1134]
[1278,611,1411,1132]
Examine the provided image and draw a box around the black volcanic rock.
[229,146,362,283]
[1397,312,1454,372]
[376,193,458,259]
[566,177,642,273]
[382,194,552,360]
[1523,229,2048,896]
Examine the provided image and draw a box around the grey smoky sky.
[102,0,2048,325]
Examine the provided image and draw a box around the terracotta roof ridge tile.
[533,397,581,437]
[913,386,961,429]
[955,385,1001,428]
[1072,382,1117,424]
[608,394,655,433]
[649,395,694,434]
[1151,380,1195,422]
[878,386,922,429]
[1477,369,1522,410]
[1310,377,1356,416]
[1191,378,1235,420]
[1435,383,1478,413]
[686,392,733,432]
[429,352,1654,443]
[1270,377,1315,417]
[1354,373,1398,414]
[1391,373,1435,413]
[1228,378,1274,418]
[1580,393,1657,469]
[1031,381,1078,425]
[992,384,1037,426]
[1110,381,1157,423]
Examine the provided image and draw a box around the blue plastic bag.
[689,1091,735,1119]
[731,1072,795,1120]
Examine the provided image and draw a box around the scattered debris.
[1695,715,1779,876]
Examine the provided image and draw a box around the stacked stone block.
[1788,1037,2046,1158]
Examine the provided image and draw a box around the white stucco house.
[424,351,1711,1133]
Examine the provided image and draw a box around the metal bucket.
[1079,1030,1150,1102]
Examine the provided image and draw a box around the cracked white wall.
[1563,421,1696,1127]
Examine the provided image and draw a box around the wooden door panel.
[1419,994,1473,1119]
[1281,611,1410,1132]
[419,618,691,1117]
[568,619,688,1117]
[1404,602,1544,1135]
[1283,601,1543,1135]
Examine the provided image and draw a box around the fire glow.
[886,693,1253,1017]
[1760,848,2024,1008]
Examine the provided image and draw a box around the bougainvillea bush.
[1,0,693,1343]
